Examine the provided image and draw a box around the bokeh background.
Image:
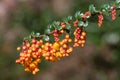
[0,0,120,80]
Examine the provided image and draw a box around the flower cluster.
[98,12,103,27]
[16,1,120,75]
[53,30,61,42]
[112,5,116,20]
[59,35,73,57]
[42,34,72,61]
[73,19,78,27]
[16,39,42,75]
[16,34,73,74]
[73,27,86,47]
[61,22,66,28]
[82,11,91,21]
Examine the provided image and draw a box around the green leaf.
[115,0,120,4]
[24,37,28,41]
[28,35,32,39]
[78,21,84,26]
[63,16,73,23]
[75,11,83,19]
[35,33,40,37]
[52,21,60,26]
[45,29,51,34]
[102,9,110,16]
[43,36,50,41]
[31,31,35,37]
[47,25,52,29]
[57,26,62,30]
[67,16,73,21]
[47,25,54,31]
[52,21,60,29]
[101,4,110,10]
[110,1,116,6]
[63,18,67,23]
[66,25,71,30]
[89,5,98,13]
[116,2,120,8]
[83,21,88,27]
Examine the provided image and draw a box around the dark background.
[0,0,120,80]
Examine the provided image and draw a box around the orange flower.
[112,5,116,20]
[98,12,103,27]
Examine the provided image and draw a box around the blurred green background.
[0,0,120,80]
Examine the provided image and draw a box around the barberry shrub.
[16,0,120,75]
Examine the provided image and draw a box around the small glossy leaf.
[63,18,68,23]
[57,26,62,30]
[75,11,83,19]
[31,31,35,37]
[110,1,116,6]
[78,21,84,26]
[83,21,88,27]
[47,24,54,31]
[36,33,40,37]
[43,36,50,41]
[116,2,120,8]
[102,9,110,16]
[47,25,52,29]
[101,4,110,10]
[52,21,60,29]
[89,5,98,13]
[66,25,71,30]
[75,11,80,18]
[116,0,120,3]
[56,21,60,25]
[24,37,28,41]
[28,35,32,39]
[67,16,73,21]
[63,16,73,23]
[52,21,60,26]
[45,29,51,34]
